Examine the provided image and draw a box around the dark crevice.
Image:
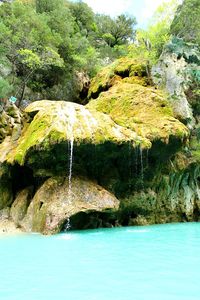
[63,211,118,230]
[89,83,111,100]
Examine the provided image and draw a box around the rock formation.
[0,55,199,234]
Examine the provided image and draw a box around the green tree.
[128,0,180,63]
[0,78,12,98]
[170,0,200,45]
[96,14,136,47]
[68,1,97,37]
[35,0,64,13]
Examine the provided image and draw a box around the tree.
[35,0,64,13]
[95,14,136,48]
[128,0,180,64]
[68,1,96,36]
[170,0,200,45]
[0,78,12,98]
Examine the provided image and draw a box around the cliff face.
[0,54,199,234]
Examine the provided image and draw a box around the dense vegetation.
[0,0,136,103]
[0,0,199,105]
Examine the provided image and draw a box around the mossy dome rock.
[6,100,149,165]
[87,82,189,143]
[21,176,119,234]
[88,57,149,99]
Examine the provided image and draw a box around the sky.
[78,0,181,28]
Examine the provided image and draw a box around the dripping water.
[140,147,144,189]
[67,105,76,204]
[135,146,139,175]
[68,138,74,202]
[128,142,132,189]
[63,217,71,232]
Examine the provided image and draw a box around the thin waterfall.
[128,142,132,189]
[135,146,138,175]
[63,217,71,231]
[68,138,74,201]
[67,105,76,203]
[140,147,144,189]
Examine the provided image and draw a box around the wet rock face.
[20,177,119,234]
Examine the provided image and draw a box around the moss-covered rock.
[88,57,149,99]
[5,100,149,166]
[21,176,119,234]
[87,82,188,144]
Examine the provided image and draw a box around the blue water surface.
[0,223,200,300]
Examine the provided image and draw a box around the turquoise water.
[0,223,200,300]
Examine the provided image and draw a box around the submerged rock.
[21,176,119,234]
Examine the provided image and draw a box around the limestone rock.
[0,207,23,235]
[10,186,33,225]
[152,38,200,127]
[22,176,120,234]
[0,102,24,143]
[88,57,150,99]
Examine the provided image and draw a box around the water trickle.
[135,146,139,175]
[140,147,144,189]
[146,148,149,170]
[67,105,76,204]
[63,217,71,232]
[128,142,132,189]
[68,138,74,201]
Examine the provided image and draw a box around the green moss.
[87,82,188,143]
[88,57,149,99]
[6,100,150,166]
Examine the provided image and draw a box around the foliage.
[128,0,180,64]
[95,14,136,48]
[0,0,137,103]
[170,0,200,46]
[0,78,12,98]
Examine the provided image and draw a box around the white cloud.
[142,0,170,18]
[83,0,133,18]
[82,0,183,27]
[138,0,183,27]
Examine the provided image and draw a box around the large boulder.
[21,176,119,234]
[87,57,188,145]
